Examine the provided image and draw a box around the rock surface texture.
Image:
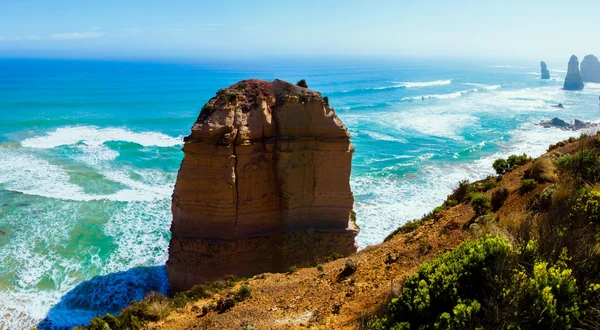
[581,54,600,83]
[167,79,359,292]
[563,55,584,90]
[540,61,550,79]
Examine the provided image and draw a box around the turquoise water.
[1,58,600,328]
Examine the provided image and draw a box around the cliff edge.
[167,79,359,292]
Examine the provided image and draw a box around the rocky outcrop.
[563,55,584,90]
[539,117,598,130]
[167,79,359,292]
[540,61,550,79]
[581,54,600,83]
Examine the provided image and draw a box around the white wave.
[0,185,171,329]
[381,112,479,140]
[400,90,467,101]
[338,79,451,93]
[391,79,452,88]
[490,65,527,68]
[550,68,568,73]
[0,148,175,202]
[362,130,407,143]
[21,126,182,149]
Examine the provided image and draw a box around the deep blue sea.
[1,57,600,329]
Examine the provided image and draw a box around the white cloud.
[91,26,101,30]
[50,32,103,40]
[125,27,140,36]
[7,35,43,41]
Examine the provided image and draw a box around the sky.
[0,0,599,62]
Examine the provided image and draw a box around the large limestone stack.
[563,55,584,90]
[581,54,600,83]
[167,79,359,292]
[540,61,550,79]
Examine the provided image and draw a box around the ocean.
[1,57,599,329]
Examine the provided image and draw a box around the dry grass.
[530,157,557,183]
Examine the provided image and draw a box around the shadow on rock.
[37,265,168,330]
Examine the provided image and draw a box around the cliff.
[563,55,584,90]
[167,79,359,292]
[581,54,600,82]
[540,61,550,79]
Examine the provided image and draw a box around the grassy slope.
[83,134,594,330]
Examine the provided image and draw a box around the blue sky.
[0,0,598,61]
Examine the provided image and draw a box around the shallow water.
[1,58,599,328]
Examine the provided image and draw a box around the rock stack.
[540,61,550,79]
[581,54,600,83]
[563,55,584,90]
[167,79,359,292]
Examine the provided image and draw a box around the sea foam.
[21,126,182,149]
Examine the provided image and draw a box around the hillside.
[80,132,600,329]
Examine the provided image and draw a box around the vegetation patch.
[492,153,529,175]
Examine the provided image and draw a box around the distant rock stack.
[563,55,584,90]
[167,79,359,292]
[581,55,600,83]
[540,61,550,79]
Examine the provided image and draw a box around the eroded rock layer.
[167,79,359,292]
[564,55,584,90]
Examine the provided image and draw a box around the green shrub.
[316,263,324,272]
[470,193,491,217]
[235,285,251,301]
[558,148,600,183]
[493,158,510,175]
[384,219,426,241]
[448,179,471,203]
[572,188,600,224]
[520,178,538,193]
[493,154,528,174]
[505,260,580,328]
[491,187,509,211]
[287,266,298,274]
[375,236,511,329]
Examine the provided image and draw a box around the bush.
[572,188,600,224]
[493,154,528,174]
[316,263,324,272]
[448,179,471,203]
[375,236,511,329]
[558,148,600,183]
[287,266,298,274]
[235,285,251,301]
[491,187,509,211]
[470,193,491,217]
[505,260,580,328]
[520,179,538,193]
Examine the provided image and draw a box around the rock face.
[167,79,359,292]
[539,117,598,130]
[563,55,584,90]
[581,54,600,83]
[540,61,550,79]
